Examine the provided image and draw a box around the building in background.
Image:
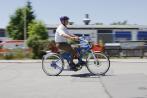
[47,24,147,44]
[1,25,147,44]
[1,24,147,57]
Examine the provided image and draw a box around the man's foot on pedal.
[69,63,78,71]
[79,61,87,66]
[70,67,78,71]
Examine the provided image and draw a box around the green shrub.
[27,35,49,59]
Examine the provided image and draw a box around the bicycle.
[42,36,110,76]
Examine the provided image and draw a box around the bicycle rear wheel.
[86,52,110,75]
[42,54,64,76]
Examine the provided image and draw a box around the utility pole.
[24,5,27,48]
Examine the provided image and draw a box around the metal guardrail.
[104,41,147,58]
[105,48,147,58]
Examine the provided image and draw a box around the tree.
[28,20,48,39]
[6,1,35,40]
[27,20,49,59]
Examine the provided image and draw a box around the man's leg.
[56,43,76,64]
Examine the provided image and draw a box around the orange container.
[91,44,104,52]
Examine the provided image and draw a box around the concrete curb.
[0,59,147,63]
[0,60,42,63]
[110,59,147,63]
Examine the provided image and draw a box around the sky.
[0,0,147,28]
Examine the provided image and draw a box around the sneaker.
[79,61,87,66]
[69,63,78,71]
[70,67,78,71]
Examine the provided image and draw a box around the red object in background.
[50,46,59,53]
[91,44,104,52]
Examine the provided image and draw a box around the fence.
[104,42,147,58]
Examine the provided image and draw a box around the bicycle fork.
[90,50,99,65]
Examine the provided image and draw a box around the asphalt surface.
[0,59,147,98]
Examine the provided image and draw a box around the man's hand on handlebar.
[71,36,79,41]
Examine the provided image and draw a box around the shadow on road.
[71,73,95,77]
[59,73,113,78]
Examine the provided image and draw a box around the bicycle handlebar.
[79,37,89,43]
[77,37,92,48]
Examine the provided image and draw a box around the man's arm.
[69,33,80,40]
[62,32,79,40]
[68,33,78,37]
[59,31,78,40]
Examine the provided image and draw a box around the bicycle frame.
[58,37,96,65]
[42,36,110,76]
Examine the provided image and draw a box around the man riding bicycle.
[55,16,85,71]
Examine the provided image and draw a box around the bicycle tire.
[86,52,110,75]
[42,54,64,76]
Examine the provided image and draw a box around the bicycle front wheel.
[42,54,64,76]
[86,52,110,75]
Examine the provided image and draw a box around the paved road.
[0,60,147,98]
